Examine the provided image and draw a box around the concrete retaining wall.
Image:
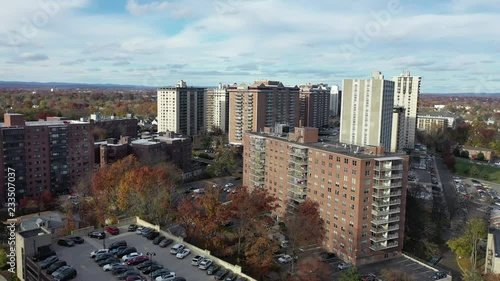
[71,226,95,238]
[120,217,256,281]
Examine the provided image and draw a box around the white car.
[199,259,213,270]
[121,252,143,262]
[338,263,352,270]
[191,255,205,266]
[155,272,176,281]
[170,244,185,254]
[90,249,109,258]
[278,255,293,264]
[224,183,234,188]
[103,262,122,271]
[176,248,191,259]
[135,227,144,234]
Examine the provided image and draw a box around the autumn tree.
[207,145,237,177]
[176,196,200,240]
[338,267,361,281]
[380,269,414,281]
[485,273,500,281]
[284,200,326,274]
[226,186,277,261]
[244,223,279,279]
[93,127,107,140]
[291,256,332,281]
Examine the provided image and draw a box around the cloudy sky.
[0,0,499,93]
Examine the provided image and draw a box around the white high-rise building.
[206,83,229,133]
[340,72,395,149]
[392,71,421,150]
[157,80,205,136]
[330,85,341,117]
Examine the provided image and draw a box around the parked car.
[117,247,138,258]
[176,249,190,259]
[199,259,213,270]
[112,246,128,255]
[224,272,237,281]
[337,263,352,270]
[122,252,144,262]
[432,271,447,280]
[118,270,142,280]
[135,227,145,234]
[153,235,166,245]
[170,244,185,254]
[141,228,154,237]
[128,224,138,232]
[146,231,160,240]
[46,260,67,275]
[127,276,147,281]
[88,231,106,239]
[95,253,113,262]
[68,236,84,244]
[103,262,122,271]
[151,269,173,279]
[427,255,442,266]
[191,255,205,266]
[57,238,75,247]
[40,256,59,269]
[127,255,149,266]
[155,272,176,281]
[224,183,234,188]
[106,226,120,235]
[214,269,229,280]
[277,255,293,264]
[90,248,109,258]
[235,277,247,281]
[109,240,127,250]
[112,265,135,275]
[206,264,221,275]
[98,257,120,267]
[137,260,158,270]
[159,238,173,248]
[142,264,163,274]
[33,250,56,262]
[51,265,77,281]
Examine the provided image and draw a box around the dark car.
[127,276,147,281]
[151,269,172,279]
[46,260,67,275]
[40,256,59,269]
[141,228,153,237]
[127,255,149,266]
[225,272,237,281]
[112,265,135,275]
[33,250,56,262]
[432,271,447,280]
[142,264,163,274]
[68,236,84,244]
[98,257,120,267]
[137,260,158,270]
[159,238,173,248]
[214,269,229,280]
[427,255,442,266]
[235,277,247,281]
[319,252,336,261]
[117,247,138,258]
[206,264,220,275]
[112,246,128,255]
[118,270,141,280]
[51,266,77,281]
[88,231,106,239]
[109,240,128,250]
[146,231,160,240]
[57,238,75,247]
[95,253,113,262]
[153,235,166,245]
[128,224,138,232]
[106,226,120,235]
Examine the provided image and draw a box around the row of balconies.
[371,224,400,233]
[374,173,403,180]
[372,216,400,225]
[372,199,401,207]
[374,164,403,171]
[370,233,399,243]
[369,241,399,251]
[372,190,402,198]
[371,208,401,216]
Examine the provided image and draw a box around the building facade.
[340,72,395,149]
[0,114,94,203]
[16,228,53,281]
[417,112,458,131]
[90,113,139,139]
[228,80,300,145]
[391,107,406,153]
[330,85,341,117]
[242,127,409,265]
[299,84,330,128]
[205,83,230,133]
[157,80,205,136]
[392,71,421,150]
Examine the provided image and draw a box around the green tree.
[453,148,461,157]
[461,151,470,158]
[207,146,236,177]
[338,267,361,281]
[447,218,487,275]
[469,166,480,177]
[476,152,485,161]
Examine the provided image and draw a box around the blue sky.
[0,0,499,93]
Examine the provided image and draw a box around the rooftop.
[493,229,500,257]
[1,120,89,128]
[461,146,494,152]
[418,111,457,118]
[18,227,51,239]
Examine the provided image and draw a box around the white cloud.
[126,0,169,16]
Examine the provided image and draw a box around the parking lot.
[52,226,219,281]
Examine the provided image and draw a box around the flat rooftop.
[250,132,406,159]
[18,228,51,239]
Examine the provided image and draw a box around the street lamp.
[146,252,156,281]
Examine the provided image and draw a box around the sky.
[0,0,499,93]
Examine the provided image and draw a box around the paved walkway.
[0,274,7,281]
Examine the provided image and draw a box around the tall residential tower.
[299,84,330,128]
[205,83,230,133]
[330,85,341,117]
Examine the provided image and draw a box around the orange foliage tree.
[291,256,332,281]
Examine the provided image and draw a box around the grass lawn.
[455,158,500,184]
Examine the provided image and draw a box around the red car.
[105,226,120,235]
[127,255,149,265]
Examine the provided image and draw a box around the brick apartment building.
[228,81,300,145]
[0,114,94,203]
[90,113,139,139]
[299,84,330,128]
[242,125,409,265]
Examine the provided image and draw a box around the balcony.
[373,183,391,190]
[288,179,307,189]
[371,224,400,233]
[390,191,402,197]
[289,150,308,158]
[370,233,399,243]
[373,192,391,199]
[374,173,403,180]
[369,241,399,251]
[287,192,306,202]
[388,208,401,214]
[372,216,400,225]
[288,171,307,181]
[288,163,307,173]
[372,201,389,207]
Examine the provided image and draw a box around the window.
[344,158,349,164]
[353,160,357,166]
